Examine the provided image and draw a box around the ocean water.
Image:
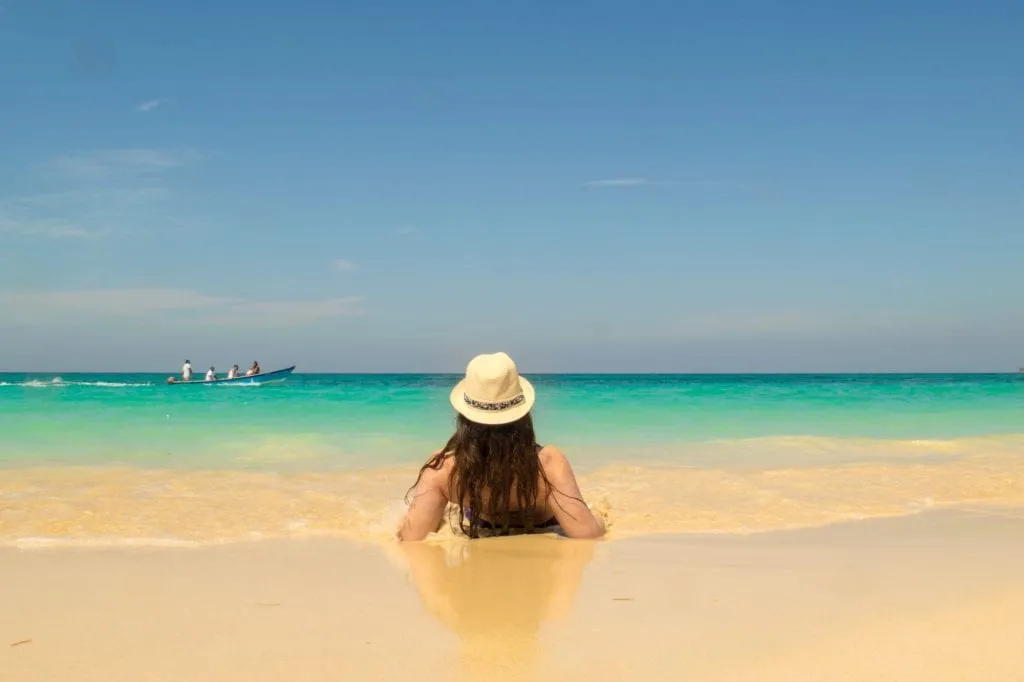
[2,373,1023,546]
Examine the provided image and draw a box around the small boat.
[167,365,296,386]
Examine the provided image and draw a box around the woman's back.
[430,442,560,530]
[397,353,605,541]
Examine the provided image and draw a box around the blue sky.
[1,1,1022,372]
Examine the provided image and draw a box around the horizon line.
[1,369,1019,376]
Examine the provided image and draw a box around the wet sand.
[3,442,1023,544]
[3,510,1024,681]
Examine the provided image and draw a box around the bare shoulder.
[424,448,454,466]
[538,445,572,475]
[417,451,455,487]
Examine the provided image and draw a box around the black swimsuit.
[475,514,561,533]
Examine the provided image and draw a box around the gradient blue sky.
[2,1,1022,372]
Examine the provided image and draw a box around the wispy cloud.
[1,149,202,240]
[0,289,234,315]
[135,98,167,113]
[0,207,96,240]
[0,289,365,326]
[650,309,958,341]
[395,226,418,236]
[48,148,201,180]
[333,259,357,272]
[584,177,750,190]
[0,187,171,240]
[0,214,96,239]
[584,178,653,187]
[204,297,365,326]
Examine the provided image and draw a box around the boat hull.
[169,366,296,386]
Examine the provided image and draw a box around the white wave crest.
[0,378,153,388]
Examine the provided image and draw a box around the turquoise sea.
[2,373,1023,545]
[3,372,1024,468]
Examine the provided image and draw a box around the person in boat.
[205,366,217,382]
[227,364,240,380]
[182,360,192,381]
[246,361,261,376]
[397,352,605,541]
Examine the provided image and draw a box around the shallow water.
[2,373,1023,545]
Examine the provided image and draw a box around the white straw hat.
[450,352,535,425]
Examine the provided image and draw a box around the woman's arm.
[396,460,449,542]
[541,446,606,539]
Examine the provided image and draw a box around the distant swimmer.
[246,360,261,376]
[182,360,193,381]
[227,364,240,380]
[205,366,217,382]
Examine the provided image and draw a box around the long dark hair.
[408,412,552,538]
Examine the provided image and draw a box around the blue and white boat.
[168,365,296,386]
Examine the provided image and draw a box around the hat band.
[463,392,525,412]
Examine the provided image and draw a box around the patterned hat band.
[463,392,526,412]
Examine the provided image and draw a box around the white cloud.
[584,178,652,187]
[333,259,357,272]
[395,226,418,236]
[0,289,364,326]
[135,98,166,113]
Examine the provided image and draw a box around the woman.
[397,352,605,541]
